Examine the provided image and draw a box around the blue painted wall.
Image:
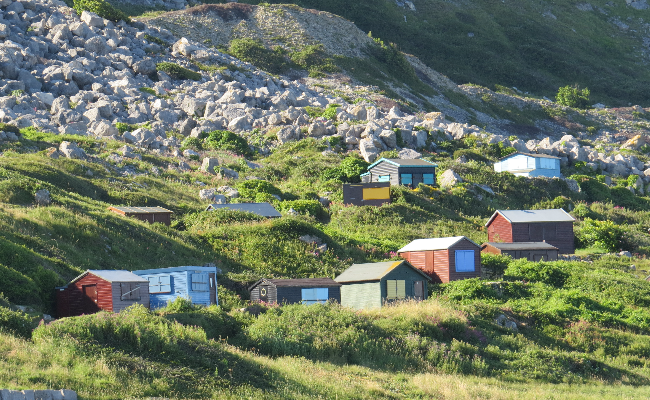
[132,266,218,309]
[494,154,560,178]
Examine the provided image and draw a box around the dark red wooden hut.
[108,206,173,225]
[56,270,150,317]
[485,209,575,254]
[397,236,481,283]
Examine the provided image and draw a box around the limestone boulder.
[439,169,462,187]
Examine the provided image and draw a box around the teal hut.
[335,260,430,310]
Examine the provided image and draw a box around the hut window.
[540,158,555,169]
[423,174,434,185]
[386,280,406,300]
[455,250,475,272]
[120,283,141,301]
[191,273,209,291]
[301,288,329,305]
[378,175,391,182]
[148,275,171,293]
[401,174,412,185]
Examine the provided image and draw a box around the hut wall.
[64,274,113,316]
[487,213,513,243]
[447,241,482,282]
[111,282,149,312]
[340,282,381,310]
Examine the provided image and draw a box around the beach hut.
[132,265,219,309]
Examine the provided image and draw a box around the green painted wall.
[340,282,381,310]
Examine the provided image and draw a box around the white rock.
[439,169,462,187]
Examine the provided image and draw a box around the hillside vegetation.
[3,127,650,397]
[227,0,650,106]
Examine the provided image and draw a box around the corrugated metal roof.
[397,236,479,252]
[335,260,430,283]
[482,242,559,250]
[367,158,438,169]
[486,209,575,226]
[249,278,341,291]
[205,202,282,218]
[132,266,218,275]
[70,270,149,284]
[109,206,172,214]
[498,152,560,161]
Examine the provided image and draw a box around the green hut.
[335,260,430,310]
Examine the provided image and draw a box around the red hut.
[397,236,481,283]
[485,209,575,254]
[56,270,150,317]
[108,206,173,225]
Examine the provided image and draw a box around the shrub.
[237,180,281,199]
[304,106,324,118]
[579,218,625,252]
[441,278,499,302]
[0,305,35,338]
[229,38,288,74]
[72,0,131,22]
[321,156,369,183]
[138,87,156,96]
[156,62,202,81]
[504,259,569,287]
[481,253,512,279]
[556,85,590,109]
[180,136,202,150]
[203,130,251,156]
[322,103,340,121]
[572,203,593,219]
[277,199,325,218]
[452,149,490,163]
[289,44,339,76]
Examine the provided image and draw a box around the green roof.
[335,260,429,283]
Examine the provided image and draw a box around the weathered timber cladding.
[129,212,171,225]
[398,237,481,283]
[368,161,400,186]
[133,266,218,309]
[58,274,113,317]
[363,159,437,187]
[250,284,277,303]
[340,282,381,310]
[381,264,428,304]
[492,221,574,254]
[249,279,341,305]
[431,249,449,283]
[487,213,513,242]
[111,282,150,312]
[274,286,341,304]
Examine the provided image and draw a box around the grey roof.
[398,236,480,252]
[71,270,148,284]
[249,278,341,291]
[205,202,282,218]
[482,242,559,251]
[132,265,218,275]
[109,206,172,214]
[486,209,575,226]
[498,152,560,161]
[335,260,430,283]
[367,158,438,169]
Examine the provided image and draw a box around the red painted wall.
[57,273,113,317]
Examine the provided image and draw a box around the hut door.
[259,285,269,302]
[82,284,99,313]
[413,281,424,301]
[209,273,217,305]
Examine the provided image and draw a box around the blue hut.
[494,153,561,178]
[132,266,218,309]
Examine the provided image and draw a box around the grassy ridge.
[230,0,650,105]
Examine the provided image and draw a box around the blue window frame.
[455,250,475,272]
[423,174,434,185]
[148,275,171,293]
[301,288,329,305]
[401,174,412,185]
[378,175,390,182]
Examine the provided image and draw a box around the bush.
[321,103,340,121]
[72,0,131,22]
[0,123,20,135]
[441,278,499,302]
[237,180,281,200]
[289,44,339,76]
[556,85,590,109]
[321,156,369,183]
[203,130,251,156]
[156,62,202,81]
[579,218,626,252]
[452,149,490,164]
[277,199,325,218]
[138,87,157,96]
[0,306,35,338]
[504,259,569,287]
[481,253,512,279]
[229,38,288,74]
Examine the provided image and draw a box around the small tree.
[556,85,591,109]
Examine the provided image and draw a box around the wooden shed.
[248,278,341,305]
[108,206,173,225]
[56,270,149,317]
[342,182,391,206]
[205,202,282,218]
[494,152,561,178]
[481,242,559,261]
[132,266,218,309]
[397,236,482,283]
[360,158,437,187]
[485,209,575,254]
[335,260,429,310]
